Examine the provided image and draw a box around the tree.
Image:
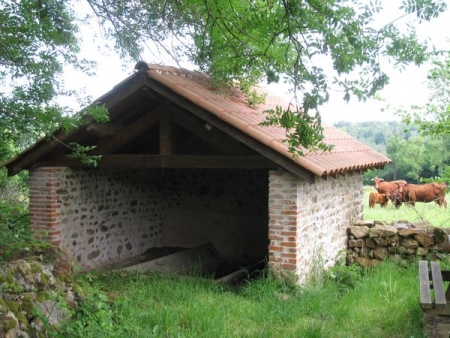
[0,0,447,160]
[0,0,90,161]
[385,135,404,180]
[86,0,447,154]
[400,49,450,137]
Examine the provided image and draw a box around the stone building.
[2,63,391,284]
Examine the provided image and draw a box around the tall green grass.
[363,187,450,227]
[57,260,427,338]
[49,187,445,337]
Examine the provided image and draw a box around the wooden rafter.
[169,103,252,155]
[143,78,315,183]
[91,110,160,155]
[86,123,124,137]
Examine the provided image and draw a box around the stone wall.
[29,167,269,270]
[347,220,450,267]
[268,171,364,284]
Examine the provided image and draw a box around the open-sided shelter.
[3,62,391,283]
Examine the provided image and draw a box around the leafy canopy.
[87,0,447,154]
[399,49,450,137]
[0,0,447,160]
[1,1,79,155]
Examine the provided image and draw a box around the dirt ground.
[424,315,450,338]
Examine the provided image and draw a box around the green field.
[363,186,450,227]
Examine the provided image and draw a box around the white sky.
[63,1,450,125]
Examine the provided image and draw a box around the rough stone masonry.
[347,220,450,267]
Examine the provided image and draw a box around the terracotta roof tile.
[143,63,391,177]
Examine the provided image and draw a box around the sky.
[63,1,450,125]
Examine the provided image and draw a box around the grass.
[57,260,429,338]
[363,186,450,227]
[52,189,450,337]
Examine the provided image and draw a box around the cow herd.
[369,177,448,209]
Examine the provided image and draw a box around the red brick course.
[29,168,62,243]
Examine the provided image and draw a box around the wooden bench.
[419,260,450,315]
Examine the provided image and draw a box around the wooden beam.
[5,127,88,176]
[159,111,172,155]
[144,78,315,183]
[91,110,160,155]
[5,73,149,176]
[170,105,252,155]
[98,72,148,117]
[86,123,124,137]
[35,154,278,169]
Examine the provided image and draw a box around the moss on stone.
[5,300,20,313]
[4,315,17,331]
[15,311,28,328]
[37,271,50,287]
[21,298,34,313]
[5,271,15,284]
[36,292,46,303]
[30,263,43,274]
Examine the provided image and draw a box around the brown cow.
[388,190,405,209]
[371,177,407,207]
[397,182,447,209]
[368,192,389,208]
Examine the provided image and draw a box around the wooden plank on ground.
[117,243,223,275]
[419,260,432,309]
[431,261,447,309]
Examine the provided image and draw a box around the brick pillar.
[29,168,62,244]
[268,170,299,273]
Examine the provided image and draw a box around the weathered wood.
[117,243,223,275]
[35,154,279,169]
[170,104,252,155]
[91,110,160,155]
[431,261,447,309]
[5,127,88,176]
[97,72,148,119]
[144,78,316,183]
[159,112,172,155]
[419,260,450,315]
[419,260,432,309]
[86,123,124,137]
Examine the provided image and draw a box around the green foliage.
[66,143,102,167]
[53,261,426,337]
[54,290,115,338]
[335,120,450,184]
[0,200,31,243]
[0,170,32,252]
[262,106,333,155]
[0,0,446,162]
[398,50,450,138]
[244,90,266,108]
[327,258,363,293]
[87,0,445,155]
[0,0,91,158]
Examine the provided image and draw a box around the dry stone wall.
[347,220,450,267]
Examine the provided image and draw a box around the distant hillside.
[333,121,419,155]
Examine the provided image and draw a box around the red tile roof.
[141,63,391,177]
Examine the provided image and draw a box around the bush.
[0,200,32,247]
